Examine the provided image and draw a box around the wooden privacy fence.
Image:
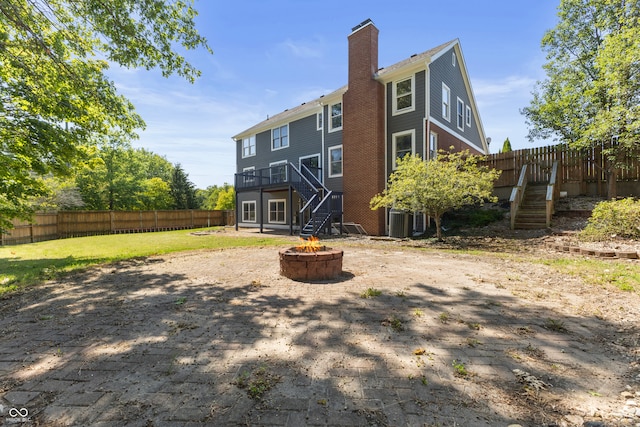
[479,143,640,189]
[1,210,236,246]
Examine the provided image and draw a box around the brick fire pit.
[279,246,343,281]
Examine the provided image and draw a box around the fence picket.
[480,142,640,189]
[2,210,235,246]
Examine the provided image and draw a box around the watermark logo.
[5,407,30,423]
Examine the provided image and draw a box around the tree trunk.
[607,166,618,199]
[434,214,442,240]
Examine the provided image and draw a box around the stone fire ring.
[279,247,343,281]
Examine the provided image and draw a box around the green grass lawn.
[537,257,640,293]
[0,228,289,295]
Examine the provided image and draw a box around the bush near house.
[580,198,640,240]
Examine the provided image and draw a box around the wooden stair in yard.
[514,184,548,229]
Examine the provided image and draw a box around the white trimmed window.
[457,98,464,131]
[317,112,323,131]
[442,84,451,121]
[329,102,342,131]
[465,105,472,127]
[452,52,456,67]
[392,129,415,169]
[242,166,255,185]
[268,199,286,224]
[242,201,256,223]
[429,132,438,160]
[393,75,415,115]
[242,135,256,158]
[300,154,321,182]
[328,145,343,177]
[272,125,289,150]
[269,161,287,183]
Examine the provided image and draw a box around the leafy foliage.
[75,141,175,210]
[522,0,640,195]
[199,183,235,210]
[214,187,236,210]
[370,151,500,240]
[580,198,640,240]
[0,0,212,231]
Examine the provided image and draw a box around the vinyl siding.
[236,108,344,193]
[429,47,483,151]
[236,114,321,172]
[237,191,301,227]
[386,70,426,173]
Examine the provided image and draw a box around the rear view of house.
[233,19,489,236]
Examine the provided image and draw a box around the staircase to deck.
[289,163,342,238]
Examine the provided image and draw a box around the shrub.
[580,198,640,240]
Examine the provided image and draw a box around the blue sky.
[107,0,560,189]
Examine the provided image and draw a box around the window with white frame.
[272,125,289,150]
[393,76,414,114]
[452,52,456,67]
[328,145,343,177]
[242,201,256,223]
[329,102,342,131]
[242,135,256,158]
[270,161,287,183]
[465,105,472,127]
[392,130,415,169]
[442,84,451,121]
[300,154,321,182]
[429,132,438,160]
[457,98,464,130]
[242,166,255,185]
[317,112,323,131]
[268,199,286,224]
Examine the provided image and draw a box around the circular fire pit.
[279,246,343,281]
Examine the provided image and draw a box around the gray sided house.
[233,19,489,237]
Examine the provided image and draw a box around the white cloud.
[278,38,324,59]
[473,75,537,99]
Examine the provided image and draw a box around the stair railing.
[290,162,344,237]
[545,161,559,228]
[509,164,529,230]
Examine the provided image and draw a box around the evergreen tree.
[170,164,198,209]
[501,138,513,153]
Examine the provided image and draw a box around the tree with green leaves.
[74,141,174,210]
[501,138,513,153]
[170,164,197,209]
[199,183,234,210]
[139,177,173,210]
[0,0,212,231]
[370,151,500,240]
[522,0,639,197]
[214,187,236,210]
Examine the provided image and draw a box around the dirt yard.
[1,216,639,426]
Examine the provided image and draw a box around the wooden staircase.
[510,161,560,230]
[513,184,548,229]
[289,163,343,238]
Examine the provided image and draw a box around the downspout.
[425,60,431,159]
[320,103,325,185]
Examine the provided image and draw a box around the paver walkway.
[0,244,634,426]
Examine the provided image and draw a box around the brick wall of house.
[429,122,484,156]
[343,21,387,236]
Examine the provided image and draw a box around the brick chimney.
[342,19,386,236]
